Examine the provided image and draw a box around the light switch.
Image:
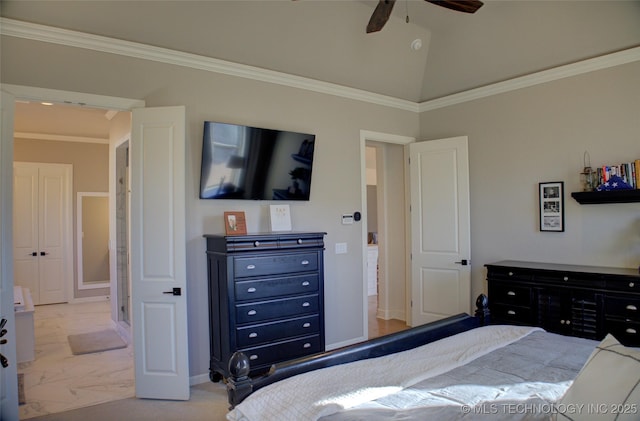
[335,243,348,254]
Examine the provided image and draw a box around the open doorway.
[361,132,413,340]
[13,100,134,417]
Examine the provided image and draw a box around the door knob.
[163,287,181,296]
[455,259,470,266]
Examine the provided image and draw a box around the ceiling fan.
[366,0,484,33]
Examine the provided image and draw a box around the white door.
[13,162,71,305]
[1,89,19,421]
[130,106,189,400]
[410,136,471,326]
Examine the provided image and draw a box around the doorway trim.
[359,130,414,339]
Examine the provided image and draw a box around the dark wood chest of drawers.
[205,232,326,381]
[486,261,640,346]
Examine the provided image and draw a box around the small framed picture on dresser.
[539,181,564,232]
[224,211,247,235]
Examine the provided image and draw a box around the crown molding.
[419,46,640,112]
[2,18,638,114]
[0,18,418,113]
[14,132,109,144]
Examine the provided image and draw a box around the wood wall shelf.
[571,189,640,204]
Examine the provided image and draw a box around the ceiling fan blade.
[425,0,484,14]
[366,0,397,33]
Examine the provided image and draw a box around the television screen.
[199,121,316,200]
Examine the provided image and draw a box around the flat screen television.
[199,121,316,200]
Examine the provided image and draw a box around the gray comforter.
[323,331,597,420]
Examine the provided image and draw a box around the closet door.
[13,162,71,305]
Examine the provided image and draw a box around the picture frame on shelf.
[539,181,564,232]
[224,211,247,235]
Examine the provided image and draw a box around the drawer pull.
[249,354,258,360]
[301,260,310,266]
[302,302,310,307]
[247,310,257,316]
[253,241,260,247]
[297,239,303,244]
[246,264,256,270]
[302,281,310,286]
[302,322,311,328]
[507,310,516,315]
[303,343,311,349]
[247,287,257,293]
[626,305,638,311]
[248,332,258,338]
[563,276,569,281]
[561,320,565,325]
[626,328,637,334]
[507,291,516,296]
[508,272,513,276]
[630,282,636,288]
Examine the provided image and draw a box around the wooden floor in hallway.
[368,295,408,339]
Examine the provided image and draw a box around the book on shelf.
[594,159,639,190]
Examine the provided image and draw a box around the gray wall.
[1,34,419,378]
[419,61,640,302]
[3,31,639,381]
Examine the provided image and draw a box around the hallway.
[368,295,408,339]
[18,300,134,419]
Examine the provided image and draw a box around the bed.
[225,295,640,421]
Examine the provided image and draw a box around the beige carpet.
[25,382,230,421]
[67,329,127,355]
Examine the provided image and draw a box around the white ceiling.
[3,0,640,132]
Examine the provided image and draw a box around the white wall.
[419,61,640,302]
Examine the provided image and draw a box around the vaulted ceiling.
[2,0,640,104]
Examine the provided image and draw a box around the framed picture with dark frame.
[539,181,564,232]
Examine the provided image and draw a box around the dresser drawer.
[240,334,323,369]
[605,295,640,321]
[234,252,318,278]
[486,266,533,281]
[491,303,532,325]
[489,284,532,306]
[605,319,640,347]
[236,294,319,324]
[605,276,640,293]
[236,315,320,347]
[533,271,605,289]
[235,274,319,301]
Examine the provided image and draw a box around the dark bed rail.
[227,293,490,408]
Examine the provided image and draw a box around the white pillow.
[556,334,640,421]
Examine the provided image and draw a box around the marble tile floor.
[18,300,134,420]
